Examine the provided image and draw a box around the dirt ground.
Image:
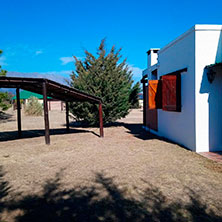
[0,108,222,222]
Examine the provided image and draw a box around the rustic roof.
[0,77,101,103]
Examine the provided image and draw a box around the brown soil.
[0,109,222,221]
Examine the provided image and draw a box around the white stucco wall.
[144,25,222,152]
[195,25,222,152]
[157,27,196,150]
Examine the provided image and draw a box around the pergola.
[0,77,104,144]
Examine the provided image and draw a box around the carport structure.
[0,77,104,144]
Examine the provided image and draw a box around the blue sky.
[0,0,222,83]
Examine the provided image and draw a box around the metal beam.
[16,88,22,138]
[43,82,50,145]
[99,102,104,137]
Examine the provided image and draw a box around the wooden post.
[43,82,50,145]
[99,102,104,137]
[16,88,21,138]
[48,100,51,111]
[66,101,69,131]
[142,81,146,126]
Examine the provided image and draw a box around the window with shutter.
[148,80,162,109]
[146,85,158,131]
[162,74,181,112]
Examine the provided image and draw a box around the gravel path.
[0,109,222,221]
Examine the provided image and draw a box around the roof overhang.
[0,77,102,103]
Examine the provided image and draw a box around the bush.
[0,92,12,111]
[25,97,43,116]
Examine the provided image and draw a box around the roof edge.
[159,24,222,54]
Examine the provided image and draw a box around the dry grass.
[0,108,222,221]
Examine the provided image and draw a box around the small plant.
[25,96,43,116]
[0,92,12,111]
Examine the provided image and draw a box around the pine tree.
[69,40,134,125]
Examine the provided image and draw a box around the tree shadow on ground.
[0,166,10,216]
[0,167,221,222]
[69,119,178,144]
[69,120,157,140]
[110,122,158,140]
[0,128,99,142]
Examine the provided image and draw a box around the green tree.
[0,50,11,112]
[0,50,7,76]
[129,82,141,108]
[69,40,136,125]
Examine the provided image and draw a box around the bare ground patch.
[0,109,222,221]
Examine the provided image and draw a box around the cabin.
[141,25,222,152]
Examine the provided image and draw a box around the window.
[161,74,181,112]
[148,80,162,109]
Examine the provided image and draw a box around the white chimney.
[147,48,160,68]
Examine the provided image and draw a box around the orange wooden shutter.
[162,74,181,112]
[148,80,162,109]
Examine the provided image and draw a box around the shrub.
[0,92,12,111]
[25,97,43,116]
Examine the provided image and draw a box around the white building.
[141,25,222,152]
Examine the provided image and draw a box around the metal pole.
[43,82,50,145]
[99,102,104,137]
[66,101,69,131]
[16,88,21,138]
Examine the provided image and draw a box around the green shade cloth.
[12,90,51,100]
